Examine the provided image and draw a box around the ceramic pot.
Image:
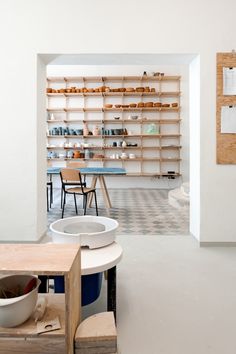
[73,150,80,159]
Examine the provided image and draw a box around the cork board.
[217,52,236,164]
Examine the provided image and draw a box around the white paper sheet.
[221,106,236,133]
[223,67,236,95]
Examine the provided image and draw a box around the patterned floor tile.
[47,188,189,235]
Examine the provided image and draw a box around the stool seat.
[74,312,117,354]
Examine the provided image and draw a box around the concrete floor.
[83,235,236,354]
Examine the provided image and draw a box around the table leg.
[99,175,112,208]
[107,266,116,321]
[88,176,97,207]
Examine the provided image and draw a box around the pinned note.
[223,67,236,95]
[221,106,236,133]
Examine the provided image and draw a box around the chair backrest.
[60,168,84,191]
[66,161,86,168]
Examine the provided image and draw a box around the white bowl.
[0,275,41,328]
[50,216,119,249]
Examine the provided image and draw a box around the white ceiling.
[40,53,197,66]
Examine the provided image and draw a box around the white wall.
[1,0,236,242]
[47,64,189,189]
[189,56,200,240]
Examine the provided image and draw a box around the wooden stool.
[74,312,117,354]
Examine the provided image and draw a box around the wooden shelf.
[64,119,102,123]
[161,145,182,149]
[47,74,181,176]
[103,119,181,124]
[47,145,182,151]
[47,119,181,125]
[161,158,181,162]
[47,75,181,82]
[47,91,181,97]
[47,134,181,139]
[47,107,180,113]
[65,146,102,150]
[47,119,65,123]
[103,107,180,112]
[47,146,65,149]
[47,108,66,113]
[47,135,66,138]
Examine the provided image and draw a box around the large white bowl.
[50,216,119,249]
[0,275,41,328]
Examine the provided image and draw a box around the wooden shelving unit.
[47,75,182,177]
[0,244,81,354]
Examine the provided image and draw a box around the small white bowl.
[0,275,40,328]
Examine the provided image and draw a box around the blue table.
[47,167,126,208]
[47,167,126,176]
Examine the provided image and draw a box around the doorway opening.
[38,53,200,238]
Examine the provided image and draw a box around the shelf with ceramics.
[46,74,182,177]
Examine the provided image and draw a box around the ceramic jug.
[93,125,100,136]
[83,123,89,136]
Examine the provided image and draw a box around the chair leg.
[74,193,78,215]
[61,186,63,209]
[94,191,98,216]
[84,194,87,215]
[62,192,66,219]
[50,183,53,206]
[47,187,49,212]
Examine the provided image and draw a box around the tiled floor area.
[47,188,189,235]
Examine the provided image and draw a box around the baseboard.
[200,241,236,247]
[0,230,48,244]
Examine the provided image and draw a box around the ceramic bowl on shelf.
[0,275,41,328]
[121,153,128,159]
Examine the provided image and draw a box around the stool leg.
[38,276,48,293]
[107,266,116,322]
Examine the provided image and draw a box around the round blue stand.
[54,273,103,306]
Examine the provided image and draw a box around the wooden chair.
[66,161,86,169]
[60,168,98,218]
[60,161,87,208]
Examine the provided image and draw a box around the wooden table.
[0,244,81,354]
[47,167,126,209]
